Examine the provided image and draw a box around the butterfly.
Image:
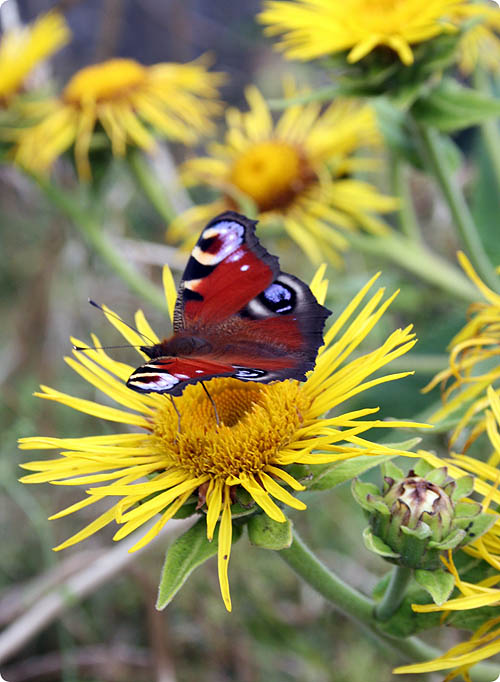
[126,211,331,396]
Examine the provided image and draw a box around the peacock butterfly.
[126,211,331,396]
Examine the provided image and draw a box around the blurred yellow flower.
[172,85,397,265]
[424,252,500,449]
[453,4,500,74]
[0,11,69,103]
[258,0,464,65]
[15,56,225,179]
[19,266,419,612]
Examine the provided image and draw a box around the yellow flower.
[258,0,466,66]
[20,266,419,611]
[172,85,397,266]
[14,56,225,179]
[0,11,69,103]
[453,4,500,75]
[395,387,500,679]
[424,252,500,449]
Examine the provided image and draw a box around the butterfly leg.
[201,382,220,427]
[170,395,182,441]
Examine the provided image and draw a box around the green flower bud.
[353,462,496,570]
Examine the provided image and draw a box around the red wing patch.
[174,211,279,330]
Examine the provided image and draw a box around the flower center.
[63,58,147,105]
[229,140,316,213]
[152,378,309,478]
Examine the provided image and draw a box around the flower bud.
[353,461,495,570]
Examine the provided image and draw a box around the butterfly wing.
[127,356,237,396]
[173,211,279,331]
[128,211,331,395]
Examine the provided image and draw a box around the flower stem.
[279,531,499,681]
[416,123,500,291]
[34,175,167,312]
[390,153,421,241]
[127,148,177,227]
[375,566,413,621]
[474,69,500,196]
[343,232,478,303]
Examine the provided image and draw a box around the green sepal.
[456,513,497,546]
[401,523,432,541]
[380,460,405,481]
[351,478,384,511]
[412,459,434,477]
[412,78,500,132]
[156,517,242,610]
[414,568,455,606]
[308,453,395,491]
[428,527,466,550]
[248,515,293,550]
[454,500,481,519]
[425,467,448,486]
[451,475,474,501]
[362,527,400,559]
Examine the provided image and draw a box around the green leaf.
[412,78,500,132]
[362,527,400,559]
[156,518,242,610]
[414,568,455,605]
[308,454,395,491]
[374,98,422,167]
[248,515,293,550]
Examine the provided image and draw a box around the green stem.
[375,566,413,621]
[127,148,177,227]
[474,69,500,196]
[35,176,166,312]
[279,531,499,681]
[416,123,500,291]
[390,154,422,241]
[343,232,478,303]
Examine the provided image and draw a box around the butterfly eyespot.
[259,282,296,314]
[232,367,268,380]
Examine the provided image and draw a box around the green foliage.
[157,518,243,609]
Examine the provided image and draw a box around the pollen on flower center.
[229,140,316,212]
[152,378,309,478]
[63,58,147,104]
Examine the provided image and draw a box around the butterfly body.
[127,211,331,396]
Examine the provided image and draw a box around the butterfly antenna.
[201,382,220,427]
[73,343,148,352]
[88,299,155,344]
[170,396,182,442]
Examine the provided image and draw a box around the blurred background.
[1,1,496,681]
